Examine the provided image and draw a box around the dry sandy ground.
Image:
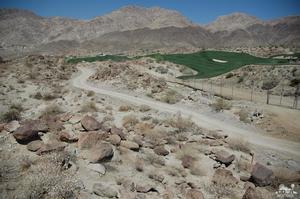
[72,67,300,160]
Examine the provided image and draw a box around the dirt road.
[72,67,300,158]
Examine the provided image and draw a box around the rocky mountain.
[0,6,299,57]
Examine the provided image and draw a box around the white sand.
[212,58,228,63]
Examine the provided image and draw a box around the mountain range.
[0,5,299,57]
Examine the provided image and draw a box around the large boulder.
[250,163,273,186]
[77,132,107,149]
[154,146,169,156]
[81,115,102,131]
[242,187,262,199]
[215,150,235,166]
[87,163,106,175]
[108,134,121,146]
[36,142,67,155]
[93,183,118,198]
[185,189,204,199]
[13,120,48,143]
[110,127,126,140]
[87,143,114,163]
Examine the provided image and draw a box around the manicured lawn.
[66,55,130,64]
[149,51,289,79]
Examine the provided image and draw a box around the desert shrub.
[42,92,58,101]
[225,72,234,79]
[27,71,39,80]
[210,98,232,112]
[17,79,25,84]
[40,104,63,118]
[165,113,196,132]
[145,152,165,166]
[80,101,98,113]
[155,66,168,74]
[238,109,250,123]
[139,104,151,112]
[262,80,278,90]
[160,89,183,104]
[237,76,244,83]
[1,104,23,122]
[87,90,95,97]
[119,105,132,112]
[289,78,300,87]
[33,91,43,100]
[122,114,139,129]
[25,152,83,198]
[227,137,251,153]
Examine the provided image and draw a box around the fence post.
[250,84,254,101]
[210,81,213,93]
[293,84,299,109]
[220,79,223,96]
[231,84,234,99]
[279,85,284,105]
[266,90,270,104]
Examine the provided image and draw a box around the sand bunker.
[212,58,228,63]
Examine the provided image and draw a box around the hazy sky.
[1,0,299,24]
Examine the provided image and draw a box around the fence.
[179,78,300,110]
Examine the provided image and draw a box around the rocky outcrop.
[13,120,48,143]
[80,115,102,131]
[250,163,274,186]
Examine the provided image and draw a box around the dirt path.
[72,67,300,158]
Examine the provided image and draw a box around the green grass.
[148,51,289,79]
[66,51,291,79]
[66,54,130,64]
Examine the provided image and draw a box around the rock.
[13,120,48,143]
[153,146,169,156]
[93,183,118,198]
[87,163,106,175]
[0,123,5,132]
[69,114,82,124]
[181,155,195,168]
[213,162,221,169]
[36,142,67,155]
[212,169,238,185]
[110,127,126,140]
[59,113,73,122]
[27,140,43,152]
[185,189,204,199]
[59,131,78,143]
[4,120,20,132]
[136,184,156,193]
[108,134,121,146]
[78,132,107,149]
[215,150,235,166]
[250,163,273,186]
[133,135,143,146]
[87,143,114,163]
[240,172,251,182]
[120,140,139,151]
[244,182,255,190]
[81,116,102,131]
[242,187,262,199]
[149,172,164,183]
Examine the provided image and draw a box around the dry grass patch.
[227,137,251,154]
[40,104,63,119]
[80,101,98,113]
[165,113,196,133]
[122,114,139,130]
[210,98,232,112]
[1,103,24,122]
[160,89,183,104]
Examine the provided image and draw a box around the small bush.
[225,73,234,79]
[227,137,251,153]
[80,101,98,113]
[262,80,278,90]
[160,89,183,104]
[238,109,250,123]
[122,114,139,129]
[210,98,232,112]
[139,105,151,112]
[40,104,63,118]
[1,104,23,122]
[165,113,196,133]
[237,76,244,83]
[145,152,165,166]
[87,91,95,97]
[42,93,58,101]
[119,105,132,112]
[33,92,43,100]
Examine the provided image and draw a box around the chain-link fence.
[180,78,299,110]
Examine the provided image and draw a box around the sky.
[0,0,299,24]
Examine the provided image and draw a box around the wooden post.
[210,81,213,93]
[231,84,234,99]
[220,79,223,96]
[279,85,284,105]
[293,84,299,109]
[266,90,270,105]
